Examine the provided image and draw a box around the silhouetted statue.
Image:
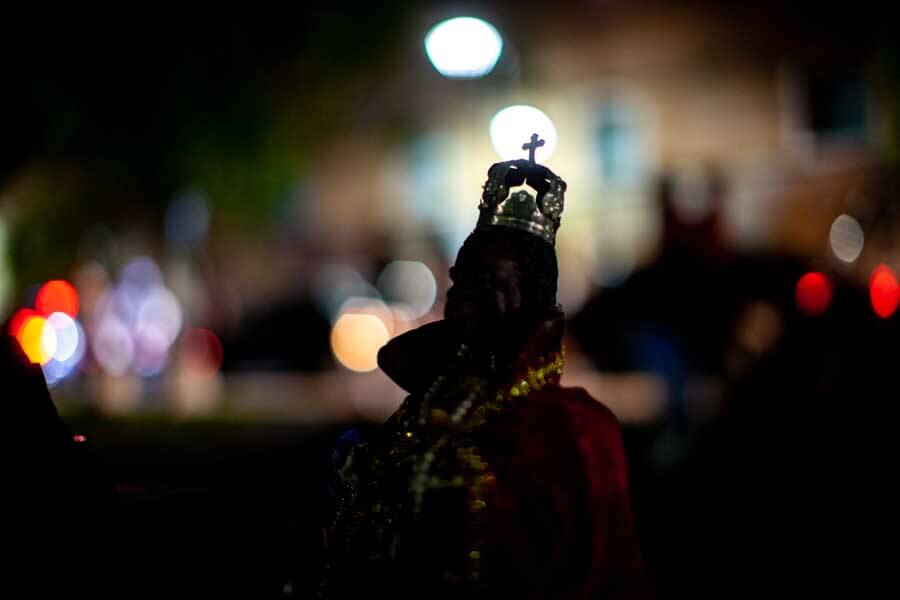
[316,141,650,599]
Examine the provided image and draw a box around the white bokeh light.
[132,323,173,377]
[43,317,86,387]
[90,256,185,378]
[424,17,503,79]
[43,313,87,387]
[39,319,58,364]
[489,105,558,161]
[829,214,864,263]
[135,286,183,347]
[376,261,437,319]
[313,264,380,320]
[47,312,80,362]
[93,316,135,376]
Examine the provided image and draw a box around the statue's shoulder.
[530,385,621,433]
[527,386,629,488]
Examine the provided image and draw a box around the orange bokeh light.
[331,312,390,372]
[35,280,80,318]
[869,264,900,319]
[16,315,57,365]
[795,272,832,317]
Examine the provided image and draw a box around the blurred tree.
[0,4,406,284]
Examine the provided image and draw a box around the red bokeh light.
[7,308,37,337]
[180,328,224,379]
[869,264,900,319]
[795,272,832,317]
[35,280,80,318]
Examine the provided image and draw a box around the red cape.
[469,384,651,599]
[324,323,652,599]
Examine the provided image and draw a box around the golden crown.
[476,134,566,246]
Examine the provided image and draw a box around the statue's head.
[444,227,559,341]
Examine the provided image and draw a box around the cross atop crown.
[477,134,566,246]
[522,133,545,164]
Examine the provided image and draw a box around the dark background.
[2,1,899,597]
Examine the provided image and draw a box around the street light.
[424,17,503,79]
[489,105,558,161]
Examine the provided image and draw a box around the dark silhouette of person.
[1,333,112,595]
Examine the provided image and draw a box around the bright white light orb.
[42,318,87,387]
[425,17,503,79]
[47,312,80,362]
[829,214,864,263]
[489,105,558,161]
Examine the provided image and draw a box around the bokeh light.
[489,105,558,161]
[829,214,864,263]
[43,360,71,386]
[121,256,164,289]
[180,328,224,379]
[869,264,899,319]
[89,256,184,377]
[42,317,86,387]
[8,307,37,337]
[795,272,832,317]
[376,261,437,319]
[35,280,80,318]
[135,286,183,349]
[424,17,503,79]
[92,316,135,376]
[47,312,80,362]
[17,315,58,365]
[131,323,174,377]
[735,301,783,356]
[330,312,390,372]
[389,303,418,338]
[337,297,396,335]
[313,264,381,319]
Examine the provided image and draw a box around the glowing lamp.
[425,17,503,79]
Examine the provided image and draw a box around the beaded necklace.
[408,344,564,583]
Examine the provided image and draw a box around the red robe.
[322,324,651,599]
[475,385,651,599]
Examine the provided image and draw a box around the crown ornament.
[476,133,566,246]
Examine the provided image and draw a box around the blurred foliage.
[0,5,407,284]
